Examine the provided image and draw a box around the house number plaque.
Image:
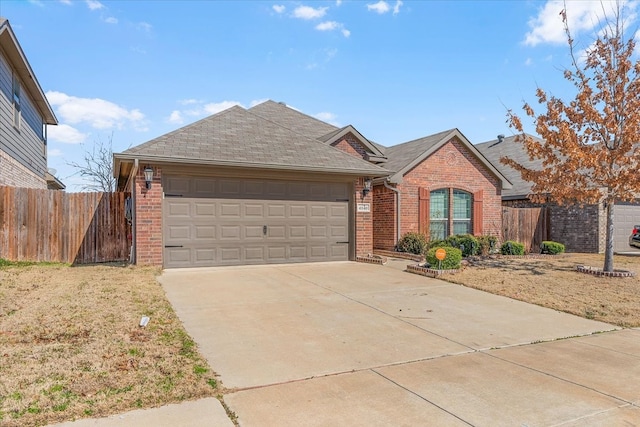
[357,203,371,212]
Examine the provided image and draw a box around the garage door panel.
[245,247,265,261]
[613,204,640,253]
[194,226,215,239]
[163,177,350,267]
[194,202,216,216]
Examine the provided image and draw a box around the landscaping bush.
[477,235,498,256]
[443,234,479,257]
[425,246,462,270]
[500,240,525,255]
[540,241,565,255]
[397,232,429,255]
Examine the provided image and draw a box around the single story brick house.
[475,134,640,253]
[115,101,511,268]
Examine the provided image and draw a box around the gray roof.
[249,100,339,140]
[118,105,387,176]
[475,134,543,199]
[382,128,512,189]
[384,129,454,174]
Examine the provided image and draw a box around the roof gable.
[385,128,512,189]
[116,105,388,177]
[0,18,57,125]
[319,125,387,163]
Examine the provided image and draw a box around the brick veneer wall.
[0,148,46,189]
[355,176,374,256]
[135,166,163,266]
[373,184,396,249]
[331,133,369,159]
[375,138,503,251]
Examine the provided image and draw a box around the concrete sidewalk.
[53,261,640,426]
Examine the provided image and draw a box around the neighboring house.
[372,129,511,251]
[0,18,58,189]
[115,100,512,268]
[476,134,640,253]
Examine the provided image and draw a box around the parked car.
[629,225,640,248]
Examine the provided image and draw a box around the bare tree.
[506,2,640,272]
[67,133,116,193]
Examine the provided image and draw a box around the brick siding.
[0,148,47,189]
[134,165,163,266]
[331,133,369,160]
[372,184,396,249]
[355,176,374,256]
[373,137,503,251]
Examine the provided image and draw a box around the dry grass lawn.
[0,263,220,427]
[444,253,640,327]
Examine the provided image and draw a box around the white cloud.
[293,5,328,20]
[525,57,533,66]
[336,0,342,5]
[393,0,403,15]
[315,21,351,37]
[167,110,184,125]
[367,1,390,14]
[316,21,339,31]
[273,4,285,14]
[48,124,87,144]
[46,91,147,131]
[137,22,153,32]
[179,98,201,105]
[28,0,44,7]
[315,112,339,126]
[85,0,104,10]
[59,0,72,5]
[104,16,118,24]
[523,0,636,46]
[203,101,243,115]
[48,148,63,157]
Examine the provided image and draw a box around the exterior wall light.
[143,166,154,189]
[362,178,372,197]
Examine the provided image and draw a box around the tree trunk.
[603,200,615,272]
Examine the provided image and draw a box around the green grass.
[0,258,68,268]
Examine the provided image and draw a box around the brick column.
[355,177,373,256]
[135,166,163,266]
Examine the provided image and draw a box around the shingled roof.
[249,100,339,140]
[475,134,542,199]
[383,128,511,188]
[116,104,387,176]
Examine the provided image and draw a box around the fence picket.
[0,186,131,264]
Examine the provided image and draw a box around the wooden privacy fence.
[502,206,550,253]
[0,186,131,264]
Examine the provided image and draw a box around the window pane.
[453,220,471,235]
[430,189,448,239]
[453,190,471,220]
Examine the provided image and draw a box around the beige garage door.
[162,176,351,268]
[613,203,640,253]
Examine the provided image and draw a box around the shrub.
[540,241,565,255]
[442,234,479,257]
[425,246,462,270]
[500,240,525,255]
[397,232,429,255]
[477,235,498,256]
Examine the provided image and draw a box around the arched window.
[424,188,478,239]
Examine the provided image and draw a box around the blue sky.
[2,0,632,191]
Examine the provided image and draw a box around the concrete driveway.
[159,260,640,426]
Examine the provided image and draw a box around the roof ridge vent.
[497,134,505,143]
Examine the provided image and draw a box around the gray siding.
[0,48,47,182]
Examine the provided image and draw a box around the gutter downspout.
[129,159,139,264]
[383,180,401,247]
